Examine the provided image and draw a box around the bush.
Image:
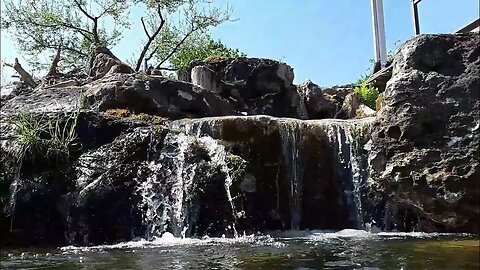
[354,82,379,110]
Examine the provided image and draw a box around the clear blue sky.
[1,0,478,86]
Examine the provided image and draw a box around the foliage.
[163,32,245,69]
[1,0,233,73]
[142,0,234,70]
[355,50,396,86]
[1,0,129,72]
[13,110,80,167]
[354,82,379,110]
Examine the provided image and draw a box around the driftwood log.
[4,58,37,88]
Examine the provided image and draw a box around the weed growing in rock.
[354,82,379,110]
[14,113,48,164]
[13,110,80,167]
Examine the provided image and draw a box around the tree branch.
[73,0,95,21]
[141,17,151,39]
[73,0,99,43]
[155,27,198,69]
[23,17,94,41]
[135,5,165,71]
[4,58,37,88]
[26,32,87,57]
[96,1,121,19]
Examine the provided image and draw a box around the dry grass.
[104,108,131,118]
[103,109,167,124]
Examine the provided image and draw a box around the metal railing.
[411,0,480,35]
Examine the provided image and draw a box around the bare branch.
[5,58,37,88]
[96,1,121,19]
[146,46,158,62]
[156,66,178,71]
[141,17,151,39]
[135,5,165,71]
[73,0,95,21]
[26,32,87,57]
[21,17,94,41]
[155,27,198,69]
[73,0,99,43]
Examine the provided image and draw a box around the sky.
[1,0,479,86]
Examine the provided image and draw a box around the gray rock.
[368,33,480,233]
[187,58,308,119]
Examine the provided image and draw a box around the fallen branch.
[4,58,37,88]
[47,44,62,76]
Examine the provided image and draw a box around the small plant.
[79,94,90,109]
[46,111,80,163]
[13,110,80,167]
[14,113,48,164]
[354,82,379,110]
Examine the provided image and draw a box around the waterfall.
[173,116,373,231]
[136,129,239,239]
[278,121,303,230]
[136,132,197,239]
[323,120,370,229]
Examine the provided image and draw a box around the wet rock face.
[368,33,480,233]
[185,58,308,119]
[174,116,372,232]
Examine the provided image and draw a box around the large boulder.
[368,33,480,233]
[183,58,308,119]
[85,45,134,79]
[296,81,338,119]
[296,81,355,119]
[84,73,238,119]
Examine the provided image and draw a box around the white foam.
[60,234,285,252]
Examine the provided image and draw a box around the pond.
[2,230,479,269]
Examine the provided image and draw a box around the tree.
[160,31,245,69]
[135,0,234,71]
[1,0,129,72]
[1,0,234,74]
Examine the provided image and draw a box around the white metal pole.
[376,0,387,68]
[370,0,380,65]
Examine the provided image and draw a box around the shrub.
[354,82,379,110]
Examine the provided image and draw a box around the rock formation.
[367,33,479,232]
[0,33,478,248]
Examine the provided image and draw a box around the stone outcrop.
[367,33,480,233]
[336,92,376,119]
[182,58,308,119]
[85,45,134,79]
[296,81,356,119]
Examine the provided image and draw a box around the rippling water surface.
[2,230,479,269]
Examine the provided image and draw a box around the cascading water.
[278,121,304,230]
[136,132,197,239]
[135,130,239,239]
[323,120,370,229]
[173,116,373,231]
